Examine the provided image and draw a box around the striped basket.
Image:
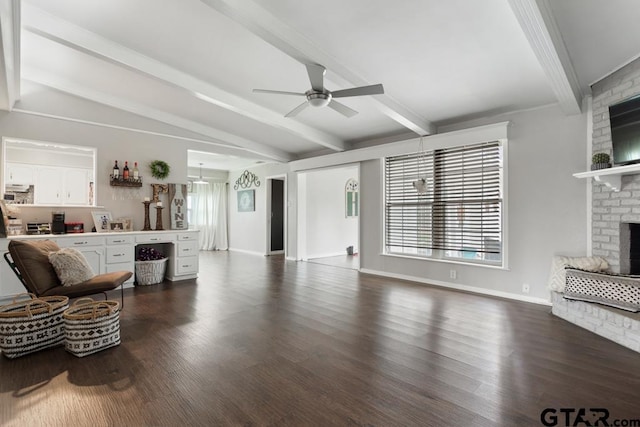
[0,293,69,359]
[63,298,121,358]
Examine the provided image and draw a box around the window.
[384,141,503,265]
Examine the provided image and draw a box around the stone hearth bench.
[551,268,640,353]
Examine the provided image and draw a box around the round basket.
[135,258,168,286]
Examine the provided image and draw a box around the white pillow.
[547,255,609,292]
[48,248,96,286]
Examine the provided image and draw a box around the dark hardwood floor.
[1,251,639,426]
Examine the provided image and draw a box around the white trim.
[285,256,297,261]
[586,96,593,256]
[308,251,351,260]
[0,0,20,110]
[360,268,551,306]
[290,122,509,172]
[228,248,265,257]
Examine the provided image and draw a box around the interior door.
[270,179,284,252]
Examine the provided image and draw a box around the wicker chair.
[4,239,131,306]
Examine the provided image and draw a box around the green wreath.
[149,160,170,180]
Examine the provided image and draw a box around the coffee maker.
[51,211,66,234]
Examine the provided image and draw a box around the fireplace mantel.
[573,163,640,191]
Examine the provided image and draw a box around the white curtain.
[191,181,228,250]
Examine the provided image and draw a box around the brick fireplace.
[591,57,640,272]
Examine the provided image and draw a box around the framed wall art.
[237,189,255,212]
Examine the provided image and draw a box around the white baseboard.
[228,248,265,257]
[307,251,351,260]
[285,256,297,261]
[359,268,551,306]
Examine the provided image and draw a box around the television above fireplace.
[610,94,640,165]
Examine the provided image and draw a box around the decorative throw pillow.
[547,255,609,292]
[48,248,96,286]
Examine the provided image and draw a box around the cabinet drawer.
[177,232,198,241]
[136,234,176,244]
[57,236,105,248]
[106,245,134,264]
[106,235,134,245]
[177,240,198,257]
[106,262,135,274]
[176,256,198,275]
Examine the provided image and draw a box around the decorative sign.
[234,170,260,190]
[151,183,168,202]
[168,184,188,230]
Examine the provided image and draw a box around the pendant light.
[194,163,208,185]
[412,136,428,194]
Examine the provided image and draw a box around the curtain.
[191,181,228,250]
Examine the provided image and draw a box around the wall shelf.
[110,175,142,187]
[573,163,640,192]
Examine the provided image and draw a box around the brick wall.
[591,57,640,272]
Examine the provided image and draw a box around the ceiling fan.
[253,64,384,118]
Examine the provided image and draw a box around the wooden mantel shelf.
[573,163,640,192]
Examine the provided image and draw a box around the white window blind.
[384,141,503,264]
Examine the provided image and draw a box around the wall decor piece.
[237,189,255,212]
[115,217,133,232]
[168,184,188,230]
[151,183,169,202]
[91,211,113,233]
[234,170,260,190]
[107,220,125,232]
[345,178,359,218]
[149,160,170,179]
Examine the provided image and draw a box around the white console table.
[0,229,199,301]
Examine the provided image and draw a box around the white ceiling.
[1,0,640,170]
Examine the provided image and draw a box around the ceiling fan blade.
[331,83,384,98]
[305,64,326,92]
[328,100,358,118]
[285,101,310,117]
[253,89,305,96]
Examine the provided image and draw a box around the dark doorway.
[270,179,284,252]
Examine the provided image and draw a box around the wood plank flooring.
[1,251,639,426]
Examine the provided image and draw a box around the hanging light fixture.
[194,163,208,185]
[412,136,428,194]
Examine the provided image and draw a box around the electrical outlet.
[450,269,457,280]
[522,283,530,294]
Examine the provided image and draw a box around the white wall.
[359,104,587,301]
[301,166,358,259]
[227,163,291,255]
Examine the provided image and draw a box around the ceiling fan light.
[307,92,332,108]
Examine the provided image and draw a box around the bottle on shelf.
[133,162,139,180]
[113,160,120,178]
[123,161,130,180]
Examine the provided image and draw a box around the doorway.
[296,165,360,270]
[267,177,285,255]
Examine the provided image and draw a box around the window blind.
[385,141,502,263]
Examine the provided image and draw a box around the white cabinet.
[6,163,34,185]
[105,235,135,284]
[0,230,200,300]
[34,166,90,205]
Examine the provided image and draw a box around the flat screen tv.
[610,94,640,165]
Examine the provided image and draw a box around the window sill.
[381,252,509,271]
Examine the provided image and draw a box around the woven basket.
[135,258,168,285]
[0,293,69,358]
[63,298,120,357]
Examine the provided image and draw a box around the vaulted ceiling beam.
[22,3,345,152]
[508,0,583,114]
[200,0,436,136]
[23,68,293,162]
[0,0,20,111]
